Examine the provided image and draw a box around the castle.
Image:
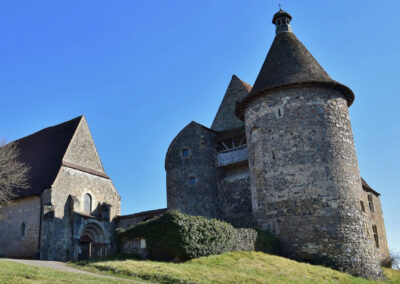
[165,9,388,278]
[0,8,389,279]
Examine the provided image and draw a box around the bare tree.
[0,140,30,212]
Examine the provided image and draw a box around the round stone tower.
[236,10,382,279]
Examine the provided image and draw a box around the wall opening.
[360,200,365,212]
[84,193,92,214]
[368,194,375,213]
[189,176,196,185]
[372,225,379,248]
[21,222,25,238]
[182,148,189,157]
[272,151,276,160]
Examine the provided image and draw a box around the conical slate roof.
[250,32,333,95]
[236,10,355,119]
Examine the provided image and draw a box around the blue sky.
[0,1,399,252]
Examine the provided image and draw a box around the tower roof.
[211,75,252,132]
[236,9,354,119]
[250,31,333,95]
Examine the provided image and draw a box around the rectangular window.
[189,176,196,185]
[372,225,379,248]
[360,201,365,212]
[368,194,375,213]
[182,148,189,157]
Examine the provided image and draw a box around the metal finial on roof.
[279,3,282,10]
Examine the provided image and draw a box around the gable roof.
[4,116,83,199]
[211,75,252,132]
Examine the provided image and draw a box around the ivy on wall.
[116,210,280,261]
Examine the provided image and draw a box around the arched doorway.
[78,223,108,260]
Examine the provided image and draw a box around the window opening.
[84,193,92,214]
[272,151,276,160]
[182,148,189,157]
[368,194,375,213]
[189,176,196,185]
[372,225,379,248]
[278,108,282,117]
[21,222,25,238]
[360,201,365,212]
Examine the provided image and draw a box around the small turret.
[272,8,292,34]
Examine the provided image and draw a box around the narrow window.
[360,201,365,212]
[140,239,146,249]
[372,225,379,248]
[278,108,282,117]
[84,193,92,213]
[272,151,276,160]
[189,176,196,185]
[21,222,25,238]
[182,148,189,157]
[368,194,375,213]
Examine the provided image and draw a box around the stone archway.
[78,222,108,260]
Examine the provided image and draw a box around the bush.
[116,210,280,261]
[381,251,400,269]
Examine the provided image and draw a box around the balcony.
[216,145,248,167]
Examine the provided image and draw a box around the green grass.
[71,251,400,284]
[0,259,126,284]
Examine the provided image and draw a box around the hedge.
[116,210,280,261]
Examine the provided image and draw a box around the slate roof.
[361,177,380,196]
[211,75,252,132]
[4,116,83,199]
[236,13,355,119]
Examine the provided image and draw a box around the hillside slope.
[72,251,400,284]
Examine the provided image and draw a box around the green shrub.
[117,210,280,261]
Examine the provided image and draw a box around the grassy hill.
[0,259,124,284]
[72,251,400,284]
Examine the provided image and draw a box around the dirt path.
[3,258,147,283]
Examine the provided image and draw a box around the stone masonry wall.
[0,196,41,258]
[116,209,167,230]
[216,163,254,227]
[244,86,382,278]
[360,190,389,263]
[166,122,220,218]
[40,166,120,261]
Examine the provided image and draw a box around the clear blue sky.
[0,1,399,252]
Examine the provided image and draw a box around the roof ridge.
[12,115,83,144]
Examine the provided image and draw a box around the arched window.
[21,222,25,238]
[84,194,92,213]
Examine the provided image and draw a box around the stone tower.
[236,9,383,279]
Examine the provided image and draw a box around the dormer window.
[84,193,92,214]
